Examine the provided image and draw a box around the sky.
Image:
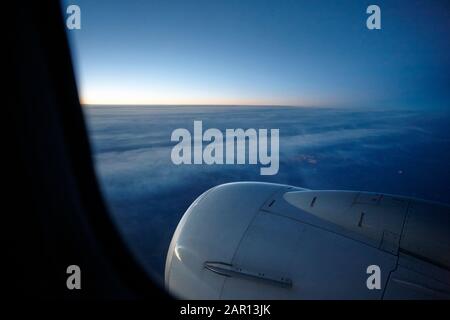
[64,0,450,109]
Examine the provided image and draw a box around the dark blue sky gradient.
[65,0,450,109]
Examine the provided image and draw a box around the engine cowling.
[165,182,450,299]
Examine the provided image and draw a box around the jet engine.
[165,182,450,299]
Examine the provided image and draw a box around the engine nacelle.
[165,182,450,299]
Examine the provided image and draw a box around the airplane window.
[62,0,450,299]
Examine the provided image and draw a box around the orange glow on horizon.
[79,94,325,107]
[77,82,335,107]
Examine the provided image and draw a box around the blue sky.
[64,0,450,109]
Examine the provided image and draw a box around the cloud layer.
[84,105,450,282]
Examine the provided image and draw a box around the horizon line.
[80,102,323,108]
